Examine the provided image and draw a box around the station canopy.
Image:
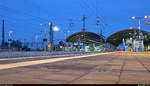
[66,32,105,45]
[106,29,150,47]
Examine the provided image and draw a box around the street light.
[53,26,60,32]
[132,16,150,30]
[51,26,60,52]
[40,23,49,51]
[8,30,13,51]
[40,22,61,52]
[129,27,133,30]
[131,16,147,52]
[131,16,136,19]
[144,16,150,25]
[144,16,148,19]
[131,16,145,32]
[48,22,51,26]
[48,24,60,52]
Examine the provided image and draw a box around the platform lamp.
[40,23,48,51]
[144,16,150,25]
[8,30,13,51]
[131,16,147,52]
[48,25,60,52]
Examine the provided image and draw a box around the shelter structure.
[66,32,105,52]
[106,29,150,51]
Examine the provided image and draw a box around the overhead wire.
[27,0,82,35]
[0,0,112,42]
[89,0,111,37]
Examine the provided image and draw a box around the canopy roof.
[106,29,150,46]
[66,32,105,45]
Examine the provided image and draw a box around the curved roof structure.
[106,29,150,46]
[66,32,105,45]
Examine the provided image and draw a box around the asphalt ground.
[0,52,150,84]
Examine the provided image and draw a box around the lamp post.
[83,16,86,53]
[131,16,147,52]
[144,16,150,25]
[8,30,13,51]
[40,22,60,52]
[49,22,53,52]
[131,16,145,32]
[40,23,48,51]
[52,26,60,52]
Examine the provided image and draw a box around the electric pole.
[49,22,53,52]
[82,16,86,52]
[1,19,5,49]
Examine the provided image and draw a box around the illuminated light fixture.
[144,16,148,19]
[144,16,150,25]
[145,16,149,25]
[53,26,60,31]
[145,21,149,25]
[132,16,135,19]
[48,22,51,25]
[129,27,133,29]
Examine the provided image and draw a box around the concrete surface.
[0,52,150,84]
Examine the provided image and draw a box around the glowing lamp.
[146,21,149,25]
[53,26,60,31]
[132,16,135,19]
[144,16,148,19]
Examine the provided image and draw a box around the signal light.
[146,21,150,25]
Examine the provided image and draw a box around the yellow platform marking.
[0,52,115,70]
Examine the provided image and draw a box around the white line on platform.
[0,52,115,70]
[0,54,75,61]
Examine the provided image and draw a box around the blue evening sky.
[0,0,150,44]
